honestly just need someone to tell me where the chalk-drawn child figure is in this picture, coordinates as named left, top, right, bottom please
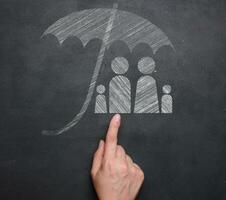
left=109, top=57, right=131, bottom=113
left=161, top=85, right=173, bottom=113
left=95, top=85, right=107, bottom=113
left=134, top=57, right=160, bottom=113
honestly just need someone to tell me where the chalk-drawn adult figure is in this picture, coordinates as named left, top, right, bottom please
left=109, top=57, right=131, bottom=113
left=95, top=85, right=107, bottom=113
left=161, top=85, right=173, bottom=113
left=134, top=57, right=160, bottom=113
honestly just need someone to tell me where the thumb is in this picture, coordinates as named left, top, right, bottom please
left=91, top=140, right=105, bottom=177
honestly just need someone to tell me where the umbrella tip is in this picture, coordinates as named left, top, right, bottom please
left=113, top=3, right=118, bottom=9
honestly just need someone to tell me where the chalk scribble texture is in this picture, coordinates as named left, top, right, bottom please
left=134, top=57, right=159, bottom=113
left=44, top=8, right=173, bottom=52
left=95, top=85, right=107, bottom=113
left=161, top=85, right=173, bottom=113
left=42, top=5, right=173, bottom=135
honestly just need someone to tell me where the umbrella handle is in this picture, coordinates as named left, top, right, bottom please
left=42, top=3, right=118, bottom=136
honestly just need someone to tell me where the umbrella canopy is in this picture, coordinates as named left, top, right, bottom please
left=42, top=4, right=174, bottom=135
left=44, top=7, right=173, bottom=53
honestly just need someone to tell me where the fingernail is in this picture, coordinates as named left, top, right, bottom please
left=114, top=114, right=121, bottom=125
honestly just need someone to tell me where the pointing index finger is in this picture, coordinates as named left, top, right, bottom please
left=104, top=114, right=121, bottom=158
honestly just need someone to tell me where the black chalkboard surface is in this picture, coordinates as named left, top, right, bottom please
left=0, top=0, right=225, bottom=200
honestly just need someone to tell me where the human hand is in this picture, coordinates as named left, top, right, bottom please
left=91, top=114, right=144, bottom=200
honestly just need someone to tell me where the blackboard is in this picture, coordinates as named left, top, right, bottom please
left=0, top=0, right=225, bottom=199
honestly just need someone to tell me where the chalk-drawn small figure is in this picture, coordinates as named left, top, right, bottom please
left=109, top=57, right=131, bottom=113
left=95, top=85, right=107, bottom=113
left=134, top=57, right=160, bottom=113
left=161, top=85, right=173, bottom=113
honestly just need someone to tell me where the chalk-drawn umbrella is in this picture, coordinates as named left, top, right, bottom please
left=42, top=3, right=174, bottom=135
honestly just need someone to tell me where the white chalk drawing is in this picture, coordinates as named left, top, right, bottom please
left=95, top=85, right=107, bottom=113
left=134, top=57, right=159, bottom=113
left=109, top=57, right=131, bottom=113
left=41, top=3, right=174, bottom=135
left=161, top=85, right=173, bottom=113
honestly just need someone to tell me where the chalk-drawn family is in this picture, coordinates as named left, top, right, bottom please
left=95, top=57, right=173, bottom=114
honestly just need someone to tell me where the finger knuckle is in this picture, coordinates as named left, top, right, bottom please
left=107, top=133, right=115, bottom=143
left=127, top=155, right=132, bottom=160
left=139, top=170, right=145, bottom=180
left=130, top=167, right=137, bottom=175
left=103, top=159, right=114, bottom=170
left=118, top=146, right=126, bottom=155
left=128, top=157, right=133, bottom=164
left=119, top=163, right=129, bottom=174
left=117, top=145, right=123, bottom=151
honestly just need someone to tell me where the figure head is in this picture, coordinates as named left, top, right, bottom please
left=111, top=57, right=129, bottom=75
left=138, top=57, right=156, bottom=74
left=96, top=85, right=106, bottom=94
left=162, top=85, right=172, bottom=94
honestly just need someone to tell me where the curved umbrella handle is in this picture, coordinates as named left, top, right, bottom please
left=42, top=3, right=118, bottom=136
